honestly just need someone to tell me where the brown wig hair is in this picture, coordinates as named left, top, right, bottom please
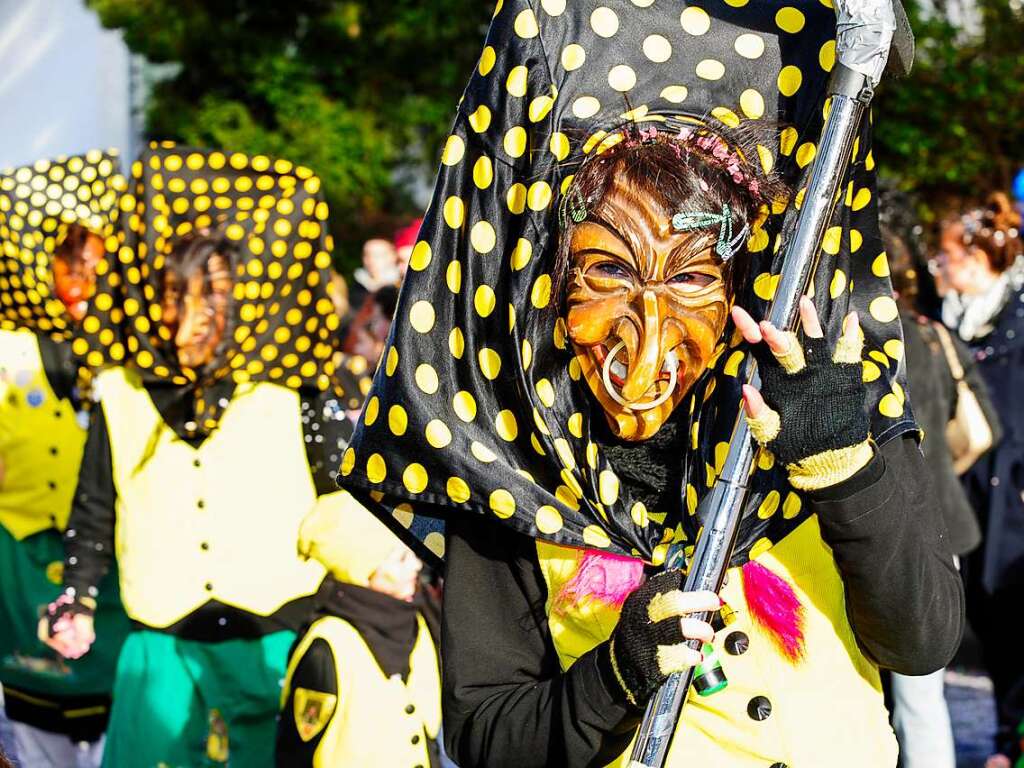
left=552, top=120, right=788, bottom=308
left=53, top=223, right=93, bottom=264
left=163, top=226, right=237, bottom=283
left=159, top=226, right=239, bottom=362
left=948, top=192, right=1023, bottom=275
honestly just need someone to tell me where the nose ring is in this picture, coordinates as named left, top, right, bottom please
left=600, top=340, right=678, bottom=412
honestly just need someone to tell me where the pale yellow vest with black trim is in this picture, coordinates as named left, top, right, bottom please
left=0, top=329, right=86, bottom=539
left=282, top=614, right=441, bottom=768
left=96, top=367, right=326, bottom=628
left=537, top=515, right=899, bottom=768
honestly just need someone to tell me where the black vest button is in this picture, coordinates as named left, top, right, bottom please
left=747, top=695, right=772, bottom=721
left=205, top=582, right=213, bottom=591
left=411, top=734, right=420, bottom=745
left=405, top=704, right=415, bottom=714
left=725, top=631, right=749, bottom=655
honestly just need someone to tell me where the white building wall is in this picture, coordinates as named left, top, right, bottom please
left=0, top=0, right=136, bottom=171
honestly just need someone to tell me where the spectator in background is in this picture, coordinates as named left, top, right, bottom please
left=938, top=193, right=1024, bottom=768
left=348, top=238, right=400, bottom=313
left=393, top=218, right=423, bottom=280
left=883, top=219, right=1000, bottom=768
left=342, top=237, right=403, bottom=368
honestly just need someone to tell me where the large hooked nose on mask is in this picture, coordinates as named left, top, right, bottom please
left=602, top=289, right=679, bottom=411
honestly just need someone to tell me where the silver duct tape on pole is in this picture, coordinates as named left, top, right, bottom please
left=835, top=0, right=897, bottom=87
left=627, top=2, right=899, bottom=766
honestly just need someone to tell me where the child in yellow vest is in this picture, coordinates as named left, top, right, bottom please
left=276, top=492, right=441, bottom=768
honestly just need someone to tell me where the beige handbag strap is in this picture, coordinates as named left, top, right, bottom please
left=932, top=322, right=966, bottom=382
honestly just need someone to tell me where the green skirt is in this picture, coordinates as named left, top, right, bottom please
left=0, top=525, right=129, bottom=698
left=102, top=629, right=294, bottom=768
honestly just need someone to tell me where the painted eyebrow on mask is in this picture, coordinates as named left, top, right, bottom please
left=577, top=214, right=632, bottom=250
left=664, top=233, right=719, bottom=276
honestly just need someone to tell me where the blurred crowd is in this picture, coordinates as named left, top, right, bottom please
left=0, top=141, right=1023, bottom=768
left=881, top=189, right=1024, bottom=768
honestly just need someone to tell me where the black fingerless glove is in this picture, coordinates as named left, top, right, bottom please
left=749, top=331, right=872, bottom=490
left=605, top=570, right=705, bottom=708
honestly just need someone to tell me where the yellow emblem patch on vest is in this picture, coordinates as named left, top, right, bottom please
left=45, top=560, right=64, bottom=585
left=206, top=708, right=229, bottom=763
left=293, top=687, right=338, bottom=742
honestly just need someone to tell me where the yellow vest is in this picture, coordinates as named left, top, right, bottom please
left=282, top=614, right=441, bottom=768
left=0, top=329, right=86, bottom=539
left=537, top=515, right=899, bottom=768
left=97, top=367, right=327, bottom=627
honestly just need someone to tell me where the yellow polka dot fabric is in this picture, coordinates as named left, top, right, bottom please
left=340, top=0, right=915, bottom=567
left=0, top=150, right=126, bottom=338
left=72, top=143, right=353, bottom=436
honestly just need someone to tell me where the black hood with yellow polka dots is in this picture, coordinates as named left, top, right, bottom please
left=0, top=150, right=126, bottom=339
left=340, top=0, right=915, bottom=566
left=72, top=143, right=354, bottom=439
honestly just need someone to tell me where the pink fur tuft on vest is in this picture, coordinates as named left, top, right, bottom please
left=741, top=560, right=806, bottom=661
left=555, top=549, right=646, bottom=611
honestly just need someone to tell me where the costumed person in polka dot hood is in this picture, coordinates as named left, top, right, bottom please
left=340, top=2, right=965, bottom=766
left=0, top=150, right=131, bottom=768
left=39, top=144, right=361, bottom=768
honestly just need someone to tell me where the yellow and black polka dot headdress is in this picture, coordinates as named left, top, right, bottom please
left=73, top=143, right=349, bottom=437
left=0, top=150, right=125, bottom=338
left=341, top=0, right=915, bottom=565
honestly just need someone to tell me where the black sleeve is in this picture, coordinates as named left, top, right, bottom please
left=301, top=390, right=355, bottom=496
left=63, top=404, right=117, bottom=600
left=808, top=434, right=965, bottom=674
left=275, top=637, right=338, bottom=767
left=36, top=335, right=78, bottom=403
left=442, top=517, right=640, bottom=768
left=954, top=333, right=1004, bottom=447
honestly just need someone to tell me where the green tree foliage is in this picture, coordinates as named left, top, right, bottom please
left=874, top=0, right=1024, bottom=217
left=88, top=0, right=492, bottom=269
left=89, top=0, right=1023, bottom=255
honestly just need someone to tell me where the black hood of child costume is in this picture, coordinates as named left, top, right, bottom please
left=341, top=0, right=916, bottom=567
left=73, top=143, right=361, bottom=440
left=0, top=150, right=125, bottom=339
